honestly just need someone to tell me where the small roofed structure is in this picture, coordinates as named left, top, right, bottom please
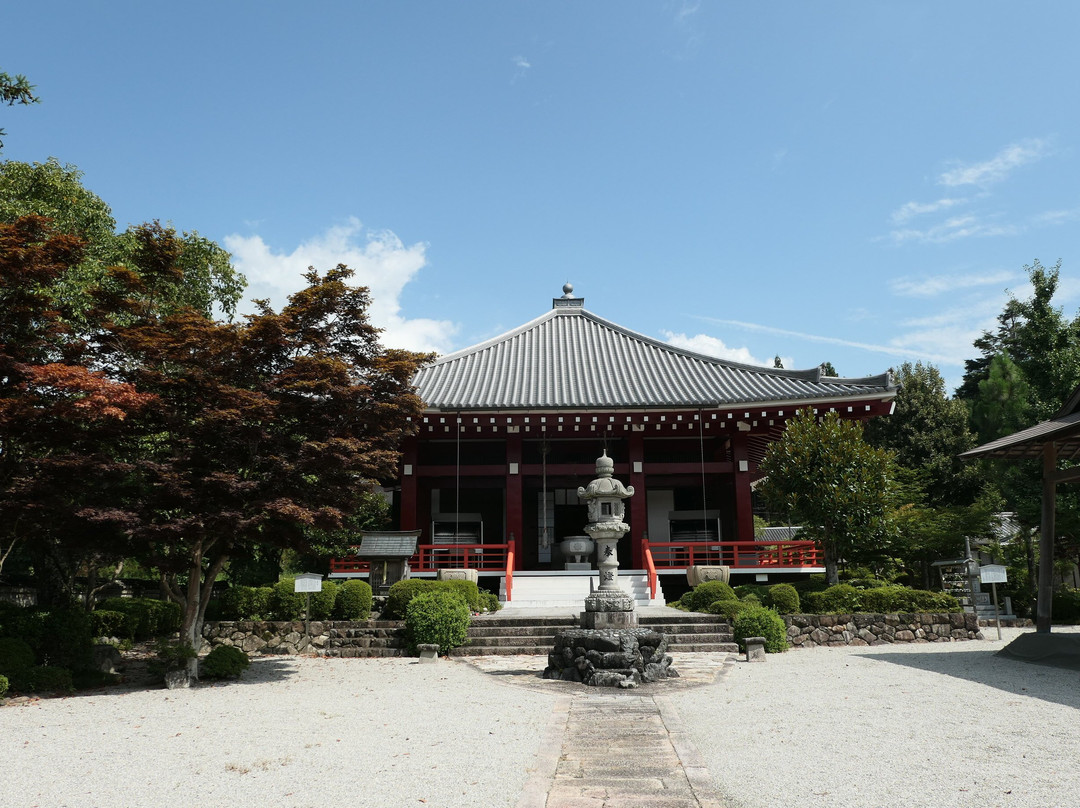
left=340, top=530, right=421, bottom=595
left=960, top=385, right=1080, bottom=634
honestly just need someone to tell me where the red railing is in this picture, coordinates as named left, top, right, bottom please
left=504, top=542, right=515, bottom=602
left=643, top=541, right=658, bottom=601
left=330, top=542, right=511, bottom=576
left=644, top=540, right=823, bottom=570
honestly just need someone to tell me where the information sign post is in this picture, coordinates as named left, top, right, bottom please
left=979, top=565, right=1008, bottom=640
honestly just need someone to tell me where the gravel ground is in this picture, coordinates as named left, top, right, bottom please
left=0, top=656, right=557, bottom=808
left=672, top=626, right=1080, bottom=808
left=4, top=627, right=1079, bottom=808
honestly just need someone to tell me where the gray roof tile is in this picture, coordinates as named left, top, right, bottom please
left=414, top=304, right=895, bottom=411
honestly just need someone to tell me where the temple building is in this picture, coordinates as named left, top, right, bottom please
left=332, top=285, right=897, bottom=602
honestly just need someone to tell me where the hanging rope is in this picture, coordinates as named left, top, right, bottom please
left=540, top=437, right=550, bottom=549
left=698, top=409, right=710, bottom=540
left=455, top=413, right=461, bottom=542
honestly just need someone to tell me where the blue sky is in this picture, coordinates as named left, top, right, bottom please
left=5, top=2, right=1079, bottom=393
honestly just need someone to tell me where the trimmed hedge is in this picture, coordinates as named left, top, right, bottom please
left=268, top=579, right=307, bottom=620
left=802, top=584, right=862, bottom=614
left=801, top=584, right=960, bottom=614
left=89, top=610, right=131, bottom=639
left=217, top=586, right=274, bottom=620
left=681, top=580, right=738, bottom=612
left=333, top=580, right=373, bottom=620
left=97, top=598, right=182, bottom=640
left=384, top=579, right=482, bottom=619
left=705, top=599, right=757, bottom=620
left=405, top=590, right=471, bottom=654
left=732, top=606, right=789, bottom=653
left=308, top=580, right=339, bottom=621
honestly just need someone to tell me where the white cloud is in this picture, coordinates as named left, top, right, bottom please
left=890, top=197, right=966, bottom=225
left=225, top=218, right=457, bottom=354
left=512, top=55, right=531, bottom=70
left=661, top=331, right=773, bottom=367
left=938, top=139, right=1049, bottom=187
left=889, top=269, right=1015, bottom=298
left=1032, top=207, right=1080, bottom=227
left=700, top=317, right=957, bottom=366
left=889, top=214, right=1019, bottom=244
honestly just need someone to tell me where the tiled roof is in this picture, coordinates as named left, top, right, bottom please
left=413, top=301, right=895, bottom=411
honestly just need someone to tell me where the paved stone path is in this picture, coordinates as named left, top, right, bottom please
left=461, top=652, right=735, bottom=807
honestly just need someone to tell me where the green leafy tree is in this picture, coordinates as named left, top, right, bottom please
left=0, top=160, right=245, bottom=319
left=759, top=408, right=896, bottom=585
left=864, top=362, right=983, bottom=508
left=820, top=361, right=838, bottom=377
left=0, top=71, right=39, bottom=151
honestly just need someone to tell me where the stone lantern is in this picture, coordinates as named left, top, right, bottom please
left=578, top=451, right=636, bottom=628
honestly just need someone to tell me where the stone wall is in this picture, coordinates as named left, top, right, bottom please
left=202, top=620, right=407, bottom=657
left=785, top=612, right=982, bottom=648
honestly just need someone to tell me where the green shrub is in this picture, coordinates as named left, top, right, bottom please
left=148, top=641, right=197, bottom=679
left=767, top=583, right=801, bottom=614
left=732, top=606, right=789, bottom=653
left=792, top=575, right=829, bottom=595
left=201, top=645, right=250, bottom=679
left=405, top=590, right=471, bottom=654
left=705, top=599, right=757, bottom=620
left=385, top=579, right=482, bottom=619
left=479, top=591, right=502, bottom=612
left=803, top=584, right=862, bottom=614
left=682, top=581, right=737, bottom=612
left=23, top=665, right=74, bottom=694
left=0, top=637, right=35, bottom=678
left=333, top=580, right=373, bottom=620
left=740, top=593, right=761, bottom=606
left=385, top=579, right=437, bottom=619
left=1053, top=588, right=1080, bottom=623
left=98, top=598, right=182, bottom=639
left=268, top=579, right=306, bottom=620
left=217, top=586, right=273, bottom=620
left=845, top=577, right=891, bottom=591
left=89, top=610, right=131, bottom=638
left=309, top=580, right=339, bottom=621
left=35, top=607, right=94, bottom=672
left=734, top=584, right=770, bottom=602
left=0, top=674, right=7, bottom=698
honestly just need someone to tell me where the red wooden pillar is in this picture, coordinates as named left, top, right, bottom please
left=731, top=430, right=754, bottom=541
left=399, top=437, right=418, bottom=531
left=506, top=431, right=523, bottom=570
left=629, top=431, right=646, bottom=568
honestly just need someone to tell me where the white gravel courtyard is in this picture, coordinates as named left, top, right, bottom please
left=2, top=627, right=1078, bottom=808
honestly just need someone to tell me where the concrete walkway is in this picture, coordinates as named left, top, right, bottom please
left=463, top=651, right=735, bottom=808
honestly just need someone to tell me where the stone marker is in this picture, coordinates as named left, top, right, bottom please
left=417, top=643, right=439, bottom=664
left=744, top=636, right=767, bottom=662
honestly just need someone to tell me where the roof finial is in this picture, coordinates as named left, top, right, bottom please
left=562, top=282, right=574, bottom=298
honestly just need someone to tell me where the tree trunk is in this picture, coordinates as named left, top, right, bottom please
left=823, top=535, right=840, bottom=586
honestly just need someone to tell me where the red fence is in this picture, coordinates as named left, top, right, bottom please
left=643, top=539, right=823, bottom=570
left=330, top=543, right=511, bottom=575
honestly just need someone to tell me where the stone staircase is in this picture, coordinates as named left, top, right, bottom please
left=447, top=610, right=738, bottom=657
left=498, top=571, right=665, bottom=608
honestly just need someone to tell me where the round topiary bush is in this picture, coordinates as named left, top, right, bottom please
left=405, top=590, right=471, bottom=654
left=218, top=586, right=274, bottom=620
left=803, top=583, right=862, bottom=614
left=732, top=606, right=789, bottom=653
left=385, top=579, right=437, bottom=619
left=705, top=599, right=756, bottom=620
left=683, top=580, right=737, bottom=612
left=268, top=579, right=306, bottom=620
left=201, top=645, right=250, bottom=679
left=334, top=580, right=373, bottom=620
left=767, top=583, right=800, bottom=614
left=479, top=591, right=502, bottom=612
left=308, top=580, right=339, bottom=621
